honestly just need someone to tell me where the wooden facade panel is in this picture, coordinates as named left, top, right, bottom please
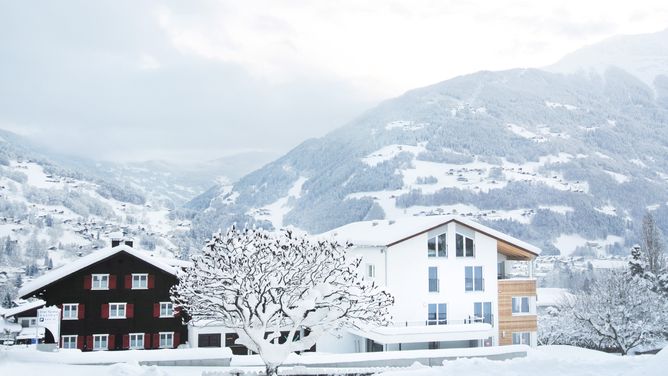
left=498, top=279, right=537, bottom=346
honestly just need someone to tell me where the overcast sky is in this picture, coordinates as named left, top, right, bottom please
left=1, top=0, right=667, bottom=163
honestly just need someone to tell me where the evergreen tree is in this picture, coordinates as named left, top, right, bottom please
left=1, top=292, right=12, bottom=308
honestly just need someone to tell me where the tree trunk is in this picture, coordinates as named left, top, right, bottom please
left=266, top=365, right=278, bottom=376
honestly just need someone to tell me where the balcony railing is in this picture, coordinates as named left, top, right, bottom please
left=464, top=278, right=484, bottom=292
left=387, top=314, right=494, bottom=328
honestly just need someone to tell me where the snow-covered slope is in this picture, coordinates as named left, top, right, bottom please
left=189, top=66, right=668, bottom=257
left=547, top=28, right=668, bottom=88
left=0, top=131, right=195, bottom=297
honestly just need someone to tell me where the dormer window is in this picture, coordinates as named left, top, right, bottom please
left=92, top=274, right=109, bottom=290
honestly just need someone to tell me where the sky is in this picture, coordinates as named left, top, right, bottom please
left=1, top=0, right=668, bottom=163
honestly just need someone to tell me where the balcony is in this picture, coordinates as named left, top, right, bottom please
left=390, top=314, right=494, bottom=328
left=497, top=259, right=534, bottom=280
left=353, top=316, right=496, bottom=344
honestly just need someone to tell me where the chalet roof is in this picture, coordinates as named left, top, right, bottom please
left=18, top=245, right=178, bottom=298
left=322, top=215, right=541, bottom=256
left=0, top=299, right=46, bottom=317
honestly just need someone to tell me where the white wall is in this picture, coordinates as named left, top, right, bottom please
left=353, top=222, right=500, bottom=344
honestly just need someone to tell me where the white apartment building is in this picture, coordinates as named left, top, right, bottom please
left=315, top=215, right=541, bottom=353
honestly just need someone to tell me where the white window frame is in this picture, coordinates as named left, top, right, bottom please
left=366, top=264, right=376, bottom=278
left=512, top=331, right=531, bottom=345
left=159, top=332, right=173, bottom=349
left=428, top=266, right=439, bottom=292
left=159, top=302, right=173, bottom=318
left=109, top=302, right=127, bottom=319
left=512, top=296, right=533, bottom=315
left=93, top=334, right=108, bottom=351
left=132, top=273, right=148, bottom=290
left=427, top=303, right=448, bottom=325
left=92, top=274, right=109, bottom=290
left=62, top=303, right=78, bottom=320
left=428, top=233, right=447, bottom=258
left=465, top=266, right=484, bottom=292
left=455, top=233, right=475, bottom=257
left=129, top=333, right=144, bottom=350
left=62, top=335, right=77, bottom=349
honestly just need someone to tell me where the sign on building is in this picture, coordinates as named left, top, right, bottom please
left=37, top=306, right=61, bottom=346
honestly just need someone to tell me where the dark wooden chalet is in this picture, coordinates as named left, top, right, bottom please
left=18, top=243, right=187, bottom=351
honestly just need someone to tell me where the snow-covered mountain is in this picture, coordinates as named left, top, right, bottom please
left=0, top=130, right=202, bottom=298
left=547, top=28, right=668, bottom=88
left=188, top=64, right=668, bottom=257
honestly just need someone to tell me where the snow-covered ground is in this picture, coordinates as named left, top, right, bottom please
left=0, top=346, right=665, bottom=376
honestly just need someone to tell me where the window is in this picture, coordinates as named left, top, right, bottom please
left=366, top=264, right=375, bottom=278
left=465, top=266, right=484, bottom=291
left=427, top=303, right=447, bottom=325
left=132, top=274, right=148, bottom=289
left=62, top=304, right=78, bottom=320
left=455, top=234, right=475, bottom=257
left=129, top=333, right=144, bottom=350
left=92, top=274, right=109, bottom=290
left=93, top=334, right=108, bottom=351
left=474, top=302, right=493, bottom=324
left=512, top=332, right=531, bottom=345
left=160, top=302, right=173, bottom=318
left=159, top=332, right=173, bottom=348
left=428, top=267, right=439, bottom=292
left=512, top=297, right=531, bottom=314
left=428, top=233, right=447, bottom=257
left=109, top=303, right=127, bottom=319
left=19, top=318, right=36, bottom=328
left=62, top=335, right=77, bottom=349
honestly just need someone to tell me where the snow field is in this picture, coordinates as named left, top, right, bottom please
left=0, top=346, right=665, bottom=376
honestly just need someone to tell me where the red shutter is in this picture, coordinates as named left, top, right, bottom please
left=173, top=332, right=180, bottom=349
left=101, top=304, right=109, bottom=319
left=78, top=304, right=85, bottom=320
left=174, top=306, right=182, bottom=317
left=125, top=275, right=132, bottom=289
left=126, top=303, right=134, bottom=318
left=86, top=336, right=93, bottom=351
left=109, top=275, right=117, bottom=289
left=83, top=275, right=91, bottom=289
left=144, top=333, right=151, bottom=349
left=77, top=336, right=84, bottom=350
left=153, top=303, right=160, bottom=318
left=108, top=335, right=115, bottom=350
left=148, top=275, right=155, bottom=289
left=122, top=335, right=129, bottom=349
left=152, top=333, right=160, bottom=349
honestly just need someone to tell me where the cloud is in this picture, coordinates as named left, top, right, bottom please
left=1, top=0, right=667, bottom=162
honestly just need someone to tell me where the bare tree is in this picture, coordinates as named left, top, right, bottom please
left=640, top=213, right=666, bottom=276
left=570, top=271, right=666, bottom=355
left=172, top=227, right=394, bottom=376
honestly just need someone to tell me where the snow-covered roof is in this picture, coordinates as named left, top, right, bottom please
left=1, top=299, right=45, bottom=317
left=322, top=215, right=541, bottom=255
left=536, top=288, right=575, bottom=307
left=18, top=245, right=178, bottom=298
